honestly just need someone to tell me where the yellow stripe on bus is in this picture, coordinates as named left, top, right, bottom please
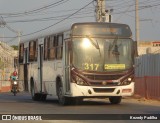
left=105, top=64, right=125, bottom=69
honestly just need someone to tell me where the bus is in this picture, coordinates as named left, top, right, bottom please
left=18, top=22, right=135, bottom=105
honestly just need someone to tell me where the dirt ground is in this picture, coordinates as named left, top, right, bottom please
left=123, top=95, right=160, bottom=106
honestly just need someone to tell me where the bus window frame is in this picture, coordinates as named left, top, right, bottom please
left=19, top=43, right=24, bottom=63
left=29, top=40, right=37, bottom=62
left=56, top=34, right=63, bottom=60
left=44, top=37, right=48, bottom=60
left=47, top=35, right=56, bottom=60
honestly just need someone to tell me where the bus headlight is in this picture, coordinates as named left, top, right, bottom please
left=72, top=75, right=88, bottom=86
left=128, top=78, right=132, bottom=81
left=121, top=77, right=133, bottom=85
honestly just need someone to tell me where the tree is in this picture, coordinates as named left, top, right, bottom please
left=11, top=45, right=18, bottom=50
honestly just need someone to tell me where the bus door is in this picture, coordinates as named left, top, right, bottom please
left=24, top=48, right=28, bottom=91
left=38, top=44, right=43, bottom=93
left=64, top=40, right=71, bottom=93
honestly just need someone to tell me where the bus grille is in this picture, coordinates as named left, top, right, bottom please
left=84, top=74, right=123, bottom=80
left=93, top=88, right=115, bottom=93
left=89, top=82, right=119, bottom=86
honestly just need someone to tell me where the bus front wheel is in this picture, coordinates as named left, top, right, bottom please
left=31, top=82, right=40, bottom=101
left=57, top=86, right=70, bottom=105
left=109, top=96, right=122, bottom=104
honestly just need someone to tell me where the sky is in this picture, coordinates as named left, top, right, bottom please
left=0, top=0, right=160, bottom=45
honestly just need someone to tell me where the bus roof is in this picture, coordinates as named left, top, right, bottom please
left=72, top=22, right=130, bottom=28
left=71, top=22, right=132, bottom=38
left=20, top=22, right=132, bottom=44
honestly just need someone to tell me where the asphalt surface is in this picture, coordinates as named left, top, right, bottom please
left=0, top=92, right=159, bottom=123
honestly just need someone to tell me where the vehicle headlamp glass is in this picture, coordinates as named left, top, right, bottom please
left=127, top=78, right=132, bottom=81
left=76, top=76, right=85, bottom=85
left=72, top=75, right=88, bottom=86
left=13, top=81, right=18, bottom=85
left=120, top=77, right=133, bottom=85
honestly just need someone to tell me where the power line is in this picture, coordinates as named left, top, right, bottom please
left=0, top=0, right=70, bottom=17
left=114, top=5, right=132, bottom=22
left=7, top=14, right=94, bottom=23
left=0, top=0, right=94, bottom=39
left=106, top=0, right=132, bottom=8
left=1, top=0, right=160, bottom=39
left=5, top=37, right=17, bottom=43
left=107, top=0, right=160, bottom=12
left=112, top=2, right=160, bottom=15
left=21, top=0, right=94, bottom=37
left=5, top=11, right=94, bottom=23
left=3, top=7, right=94, bottom=19
left=25, top=0, right=70, bottom=14
left=5, top=25, right=18, bottom=33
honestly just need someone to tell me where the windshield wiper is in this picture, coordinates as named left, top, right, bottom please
left=108, top=35, right=120, bottom=63
left=86, top=35, right=101, bottom=57
left=113, top=45, right=120, bottom=63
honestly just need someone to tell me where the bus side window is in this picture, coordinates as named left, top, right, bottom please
left=34, top=40, right=38, bottom=61
left=47, top=37, right=50, bottom=60
left=56, top=34, right=63, bottom=59
left=29, top=41, right=37, bottom=62
left=44, top=37, right=48, bottom=60
left=48, top=35, right=56, bottom=60
left=19, top=43, right=24, bottom=63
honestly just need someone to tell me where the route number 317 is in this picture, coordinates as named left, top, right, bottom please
left=83, top=63, right=99, bottom=70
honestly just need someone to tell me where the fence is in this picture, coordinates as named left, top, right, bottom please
left=135, top=76, right=160, bottom=100
left=0, top=69, right=13, bottom=92
left=0, top=80, right=11, bottom=92
left=134, top=54, right=160, bottom=100
left=135, top=54, right=160, bottom=77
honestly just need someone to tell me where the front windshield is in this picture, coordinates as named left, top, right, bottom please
left=72, top=37, right=133, bottom=72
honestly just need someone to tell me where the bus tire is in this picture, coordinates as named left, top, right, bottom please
left=109, top=96, right=122, bottom=104
left=57, top=86, right=70, bottom=105
left=40, top=94, right=47, bottom=101
left=30, top=80, right=40, bottom=101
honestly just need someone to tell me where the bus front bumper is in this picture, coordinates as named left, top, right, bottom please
left=69, top=82, right=134, bottom=97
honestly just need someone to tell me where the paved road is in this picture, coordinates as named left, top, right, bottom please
left=0, top=92, right=159, bottom=123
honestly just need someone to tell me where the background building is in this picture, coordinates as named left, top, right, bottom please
left=138, top=41, right=160, bottom=55
left=0, top=41, right=18, bottom=92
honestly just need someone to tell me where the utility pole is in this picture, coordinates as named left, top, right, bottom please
left=135, top=0, right=140, bottom=42
left=96, top=0, right=106, bottom=22
left=17, top=31, right=21, bottom=45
